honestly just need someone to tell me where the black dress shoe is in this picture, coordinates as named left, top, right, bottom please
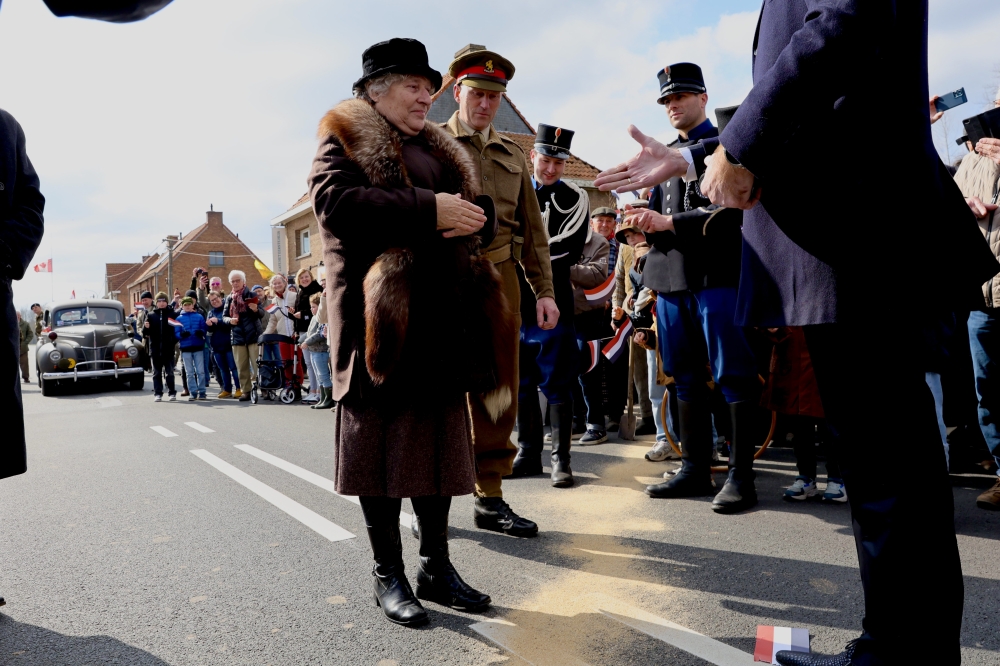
left=508, top=453, right=543, bottom=478
left=645, top=463, right=715, bottom=498
left=416, top=558, right=491, bottom=611
left=711, top=470, right=758, bottom=514
left=775, top=639, right=860, bottom=666
left=474, top=497, right=538, bottom=537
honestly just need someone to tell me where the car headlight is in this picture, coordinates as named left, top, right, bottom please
left=126, top=345, right=139, bottom=358
left=49, top=350, right=62, bottom=362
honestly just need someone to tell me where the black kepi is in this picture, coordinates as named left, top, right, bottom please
left=534, top=124, right=574, bottom=160
left=353, top=38, right=442, bottom=95
left=656, top=62, right=707, bottom=103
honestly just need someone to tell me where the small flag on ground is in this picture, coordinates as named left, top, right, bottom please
left=755, top=626, right=810, bottom=664
left=602, top=318, right=633, bottom=363
left=265, top=303, right=280, bottom=314
left=167, top=318, right=183, bottom=327
left=584, top=274, right=615, bottom=304
left=33, top=259, right=52, bottom=273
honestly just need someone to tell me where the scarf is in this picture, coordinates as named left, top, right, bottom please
left=230, top=286, right=247, bottom=317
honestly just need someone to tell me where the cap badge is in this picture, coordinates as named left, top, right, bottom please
left=663, top=65, right=671, bottom=77
left=484, top=60, right=494, bottom=74
left=554, top=128, right=562, bottom=140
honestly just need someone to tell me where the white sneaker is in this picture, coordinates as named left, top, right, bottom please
left=823, top=480, right=848, bottom=503
left=154, top=394, right=162, bottom=402
left=168, top=394, right=177, bottom=402
left=645, top=440, right=680, bottom=462
left=784, top=476, right=819, bottom=501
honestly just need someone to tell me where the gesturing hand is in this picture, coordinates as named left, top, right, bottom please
left=626, top=206, right=674, bottom=234
left=536, top=297, right=559, bottom=330
left=436, top=193, right=486, bottom=238
left=594, top=125, right=690, bottom=193
left=967, top=196, right=999, bottom=220
left=701, top=145, right=760, bottom=210
left=976, top=138, right=1000, bottom=166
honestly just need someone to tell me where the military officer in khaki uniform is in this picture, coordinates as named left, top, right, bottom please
left=445, top=45, right=556, bottom=537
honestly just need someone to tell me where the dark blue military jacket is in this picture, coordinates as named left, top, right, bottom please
left=694, top=0, right=999, bottom=326
left=646, top=119, right=742, bottom=295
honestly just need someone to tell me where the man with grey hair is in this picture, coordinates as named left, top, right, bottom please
left=222, top=269, right=262, bottom=401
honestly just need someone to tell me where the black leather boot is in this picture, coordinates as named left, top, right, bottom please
left=550, top=401, right=574, bottom=488
left=510, top=392, right=544, bottom=477
left=412, top=496, right=491, bottom=612
left=646, top=398, right=715, bottom=498
left=712, top=401, right=759, bottom=514
left=360, top=497, right=428, bottom=627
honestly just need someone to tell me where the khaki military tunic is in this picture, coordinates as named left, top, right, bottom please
left=445, top=111, right=554, bottom=496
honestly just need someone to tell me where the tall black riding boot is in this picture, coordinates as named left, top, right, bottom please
left=550, top=400, right=575, bottom=488
left=359, top=496, right=428, bottom=627
left=510, top=391, right=544, bottom=477
left=712, top=401, right=759, bottom=513
left=412, top=496, right=491, bottom=612
left=646, top=398, right=715, bottom=498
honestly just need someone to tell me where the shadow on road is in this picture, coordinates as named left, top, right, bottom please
left=0, top=614, right=169, bottom=665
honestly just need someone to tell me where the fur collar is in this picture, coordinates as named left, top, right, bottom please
left=318, top=99, right=479, bottom=202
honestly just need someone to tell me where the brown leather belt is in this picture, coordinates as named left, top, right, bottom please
left=484, top=244, right=512, bottom=265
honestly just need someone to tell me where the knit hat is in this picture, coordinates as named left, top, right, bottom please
left=180, top=296, right=195, bottom=306
left=140, top=291, right=153, bottom=300
left=155, top=292, right=168, bottom=302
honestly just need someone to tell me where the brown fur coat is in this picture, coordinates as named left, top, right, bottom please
left=317, top=99, right=516, bottom=419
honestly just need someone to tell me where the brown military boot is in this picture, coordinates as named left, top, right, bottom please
left=976, top=477, right=1000, bottom=511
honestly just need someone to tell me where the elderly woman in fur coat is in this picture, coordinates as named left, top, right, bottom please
left=308, top=38, right=516, bottom=628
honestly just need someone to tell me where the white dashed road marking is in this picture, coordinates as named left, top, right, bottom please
left=150, top=426, right=178, bottom=438
left=185, top=422, right=215, bottom=433
left=234, top=444, right=414, bottom=528
left=190, top=449, right=355, bottom=543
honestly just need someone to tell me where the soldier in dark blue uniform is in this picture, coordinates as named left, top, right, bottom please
left=636, top=64, right=760, bottom=513
left=510, top=125, right=589, bottom=488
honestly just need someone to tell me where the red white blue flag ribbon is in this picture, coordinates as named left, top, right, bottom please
left=754, top=626, right=810, bottom=664
left=167, top=318, right=183, bottom=327
left=265, top=303, right=280, bottom=314
left=602, top=318, right=633, bottom=363
left=584, top=274, right=615, bottom=304
left=584, top=339, right=601, bottom=373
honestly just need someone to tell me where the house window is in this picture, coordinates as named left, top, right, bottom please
left=209, top=251, right=224, bottom=266
left=298, top=229, right=311, bottom=257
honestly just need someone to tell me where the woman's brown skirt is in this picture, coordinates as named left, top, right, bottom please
left=333, top=390, right=476, bottom=498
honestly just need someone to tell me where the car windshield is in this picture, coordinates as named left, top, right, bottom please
left=53, top=306, right=122, bottom=327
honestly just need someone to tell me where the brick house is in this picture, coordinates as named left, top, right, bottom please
left=271, top=75, right=614, bottom=277
left=106, top=209, right=270, bottom=309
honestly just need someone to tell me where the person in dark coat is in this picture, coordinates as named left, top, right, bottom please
left=308, top=38, right=516, bottom=628
left=0, top=109, right=44, bottom=488
left=143, top=292, right=179, bottom=401
left=222, top=270, right=262, bottom=402
left=206, top=290, right=239, bottom=398
left=597, top=2, right=1000, bottom=664
left=510, top=124, right=589, bottom=487
left=291, top=268, right=323, bottom=402
left=635, top=63, right=760, bottom=513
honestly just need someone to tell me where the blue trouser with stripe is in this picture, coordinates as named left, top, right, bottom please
left=655, top=287, right=757, bottom=403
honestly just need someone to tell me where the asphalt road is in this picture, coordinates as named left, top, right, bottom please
left=1, top=372, right=998, bottom=666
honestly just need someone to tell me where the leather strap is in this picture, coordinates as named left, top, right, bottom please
left=484, top=244, right=512, bottom=265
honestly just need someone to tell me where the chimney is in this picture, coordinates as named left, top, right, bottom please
left=206, top=208, right=223, bottom=228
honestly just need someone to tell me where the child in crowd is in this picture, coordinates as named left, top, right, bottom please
left=175, top=296, right=208, bottom=401
left=299, top=292, right=334, bottom=410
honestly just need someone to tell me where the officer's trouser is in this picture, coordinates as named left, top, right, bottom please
left=19, top=350, right=29, bottom=382
left=470, top=258, right=520, bottom=497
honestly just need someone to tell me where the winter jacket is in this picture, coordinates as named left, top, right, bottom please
left=570, top=230, right=610, bottom=315
left=206, top=304, right=234, bottom=352
left=293, top=280, right=323, bottom=334
left=953, top=151, right=1000, bottom=308
left=144, top=306, right=180, bottom=359
left=263, top=290, right=298, bottom=338
left=174, top=311, right=207, bottom=351
left=301, top=314, right=329, bottom=353
left=222, top=287, right=263, bottom=346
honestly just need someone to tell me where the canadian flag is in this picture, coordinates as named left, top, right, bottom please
left=33, top=259, right=52, bottom=273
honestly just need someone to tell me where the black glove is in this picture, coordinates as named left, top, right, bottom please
left=195, top=330, right=206, bottom=339
left=180, top=330, right=191, bottom=338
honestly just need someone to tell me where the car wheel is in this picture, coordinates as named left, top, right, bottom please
left=40, top=377, right=56, bottom=397
left=127, top=374, right=144, bottom=390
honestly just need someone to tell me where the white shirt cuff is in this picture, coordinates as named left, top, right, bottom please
left=678, top=147, right=697, bottom=182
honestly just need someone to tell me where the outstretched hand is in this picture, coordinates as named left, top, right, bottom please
left=594, top=125, right=690, bottom=193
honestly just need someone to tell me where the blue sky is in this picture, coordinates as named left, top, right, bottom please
left=1, top=0, right=997, bottom=307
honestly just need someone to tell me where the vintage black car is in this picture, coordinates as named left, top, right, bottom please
left=36, top=299, right=148, bottom=396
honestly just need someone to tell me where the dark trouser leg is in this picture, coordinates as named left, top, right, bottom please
left=512, top=333, right=544, bottom=478
left=791, top=416, right=819, bottom=479
left=817, top=421, right=842, bottom=480
left=530, top=322, right=577, bottom=488
left=968, top=310, right=1000, bottom=469
left=19, top=351, right=28, bottom=382
left=152, top=356, right=164, bottom=395
left=358, top=496, right=427, bottom=627
left=411, top=496, right=490, bottom=611
left=804, top=324, right=962, bottom=665
left=711, top=400, right=759, bottom=513
left=646, top=397, right=715, bottom=497
left=580, top=358, right=605, bottom=428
